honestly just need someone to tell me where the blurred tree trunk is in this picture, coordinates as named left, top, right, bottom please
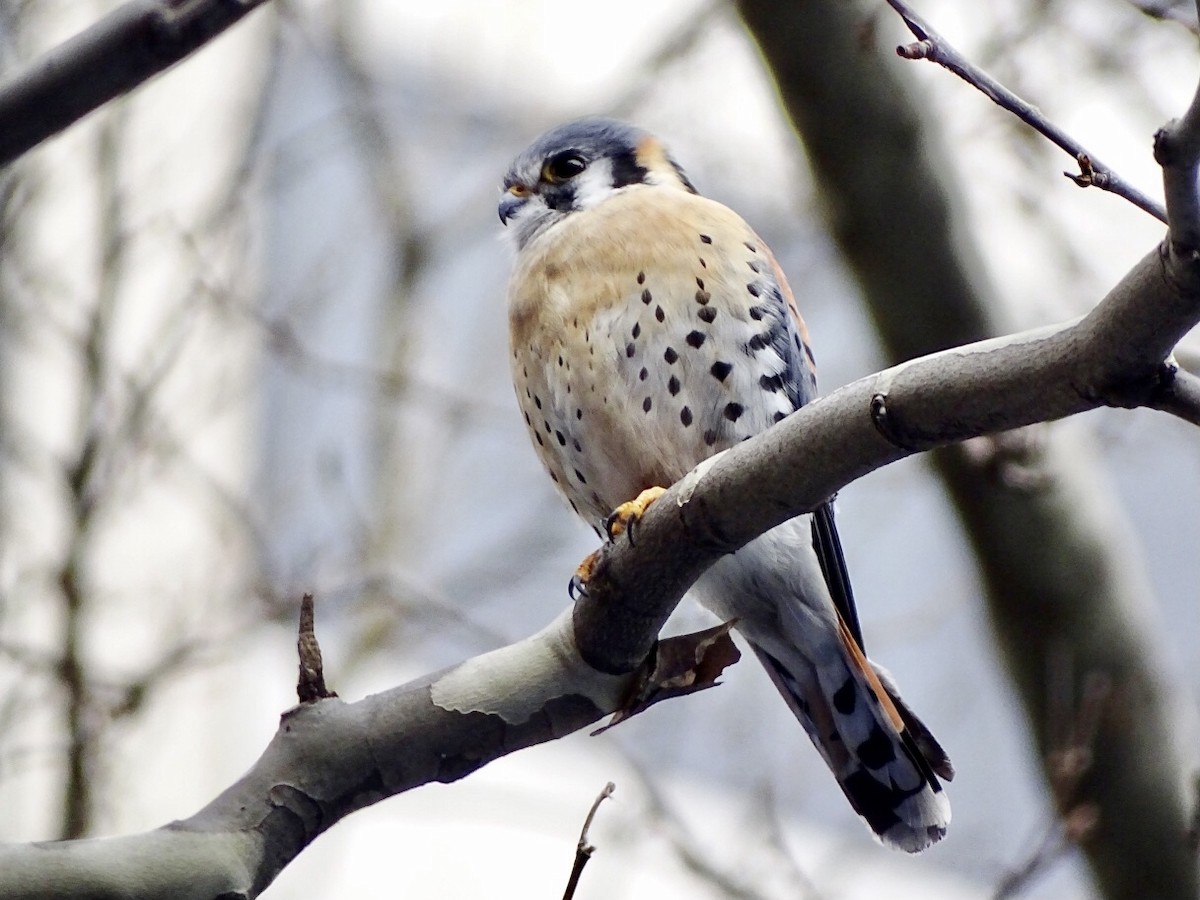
left=735, top=0, right=1198, bottom=897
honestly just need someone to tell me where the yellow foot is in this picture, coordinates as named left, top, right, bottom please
left=569, top=550, right=601, bottom=600
left=603, top=486, right=668, bottom=544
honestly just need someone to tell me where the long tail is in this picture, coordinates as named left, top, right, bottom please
left=750, top=621, right=953, bottom=853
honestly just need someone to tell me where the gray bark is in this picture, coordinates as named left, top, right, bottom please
left=734, top=0, right=1200, bottom=896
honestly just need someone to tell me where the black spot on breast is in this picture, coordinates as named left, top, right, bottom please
left=686, top=331, right=706, bottom=349
left=535, top=433, right=544, bottom=446
left=698, top=257, right=707, bottom=268
left=680, top=406, right=693, bottom=426
left=747, top=259, right=763, bottom=274
left=637, top=271, right=646, bottom=285
left=773, top=411, right=788, bottom=423
left=695, top=289, right=711, bottom=305
left=833, top=679, right=857, bottom=715
left=697, top=306, right=717, bottom=324
left=575, top=469, right=588, bottom=484
left=555, top=431, right=566, bottom=446
left=747, top=333, right=769, bottom=352
left=576, top=408, right=583, bottom=420
left=710, top=361, right=732, bottom=382
left=748, top=306, right=766, bottom=321
left=625, top=342, right=636, bottom=358
left=641, top=288, right=652, bottom=305
left=557, top=356, right=563, bottom=367
left=724, top=403, right=744, bottom=421
left=746, top=282, right=761, bottom=297
left=664, top=347, right=679, bottom=364
left=523, top=411, right=531, bottom=425
left=639, top=367, right=648, bottom=381
left=857, top=725, right=897, bottom=770
left=700, top=234, right=713, bottom=244
left=696, top=277, right=705, bottom=289
left=549, top=471, right=559, bottom=483
left=668, top=375, right=680, bottom=395
left=544, top=420, right=551, bottom=433
left=573, top=439, right=582, bottom=452
left=760, top=373, right=785, bottom=392
left=655, top=305, right=665, bottom=322
left=703, top=429, right=718, bottom=446
left=534, top=395, right=542, bottom=409
left=744, top=241, right=758, bottom=253
left=569, top=499, right=579, bottom=513
left=643, top=396, right=652, bottom=413
left=632, top=322, right=641, bottom=339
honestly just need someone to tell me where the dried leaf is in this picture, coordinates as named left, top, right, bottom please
left=591, top=621, right=740, bottom=735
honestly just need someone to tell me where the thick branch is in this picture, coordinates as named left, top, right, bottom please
left=735, top=2, right=1200, bottom=897
left=0, top=0, right=272, bottom=167
left=576, top=244, right=1197, bottom=672
left=0, top=237, right=1195, bottom=894
left=0, top=611, right=632, bottom=899
left=1154, top=16, right=1200, bottom=251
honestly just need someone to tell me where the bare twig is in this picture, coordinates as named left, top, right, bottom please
left=885, top=0, right=1168, bottom=222
left=0, top=0, right=273, bottom=166
left=561, top=782, right=616, bottom=900
left=296, top=593, right=335, bottom=703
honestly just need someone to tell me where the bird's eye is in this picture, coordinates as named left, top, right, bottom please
left=543, top=152, right=587, bottom=182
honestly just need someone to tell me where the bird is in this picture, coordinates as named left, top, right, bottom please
left=498, top=117, right=952, bottom=852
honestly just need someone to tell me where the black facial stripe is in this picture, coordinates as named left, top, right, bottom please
left=610, top=149, right=649, bottom=188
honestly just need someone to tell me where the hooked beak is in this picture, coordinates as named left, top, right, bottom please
left=498, top=186, right=529, bottom=225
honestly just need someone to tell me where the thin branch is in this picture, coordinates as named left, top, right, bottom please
left=561, top=782, right=615, bottom=900
left=296, top=593, right=335, bottom=703
left=1147, top=361, right=1200, bottom=424
left=885, top=0, right=1168, bottom=222
left=0, top=0, right=273, bottom=167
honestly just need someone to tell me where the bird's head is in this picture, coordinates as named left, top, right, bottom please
left=498, top=117, right=697, bottom=250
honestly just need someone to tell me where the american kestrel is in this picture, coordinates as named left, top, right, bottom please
left=498, top=118, right=952, bottom=851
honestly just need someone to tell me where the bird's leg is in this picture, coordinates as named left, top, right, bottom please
left=603, top=486, right=668, bottom=545
left=569, top=487, right=668, bottom=601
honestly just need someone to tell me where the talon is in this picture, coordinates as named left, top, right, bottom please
left=568, top=574, right=588, bottom=601
left=570, top=550, right=600, bottom=601
left=604, top=486, right=668, bottom=545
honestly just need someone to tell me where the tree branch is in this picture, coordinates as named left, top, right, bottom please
left=734, top=2, right=1200, bottom=896
left=1154, top=13, right=1200, bottom=251
left=885, top=0, right=1168, bottom=222
left=574, top=244, right=1198, bottom=673
left=0, top=0, right=272, bottom=167
left=1148, top=362, right=1200, bottom=424
left=0, top=232, right=1195, bottom=894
